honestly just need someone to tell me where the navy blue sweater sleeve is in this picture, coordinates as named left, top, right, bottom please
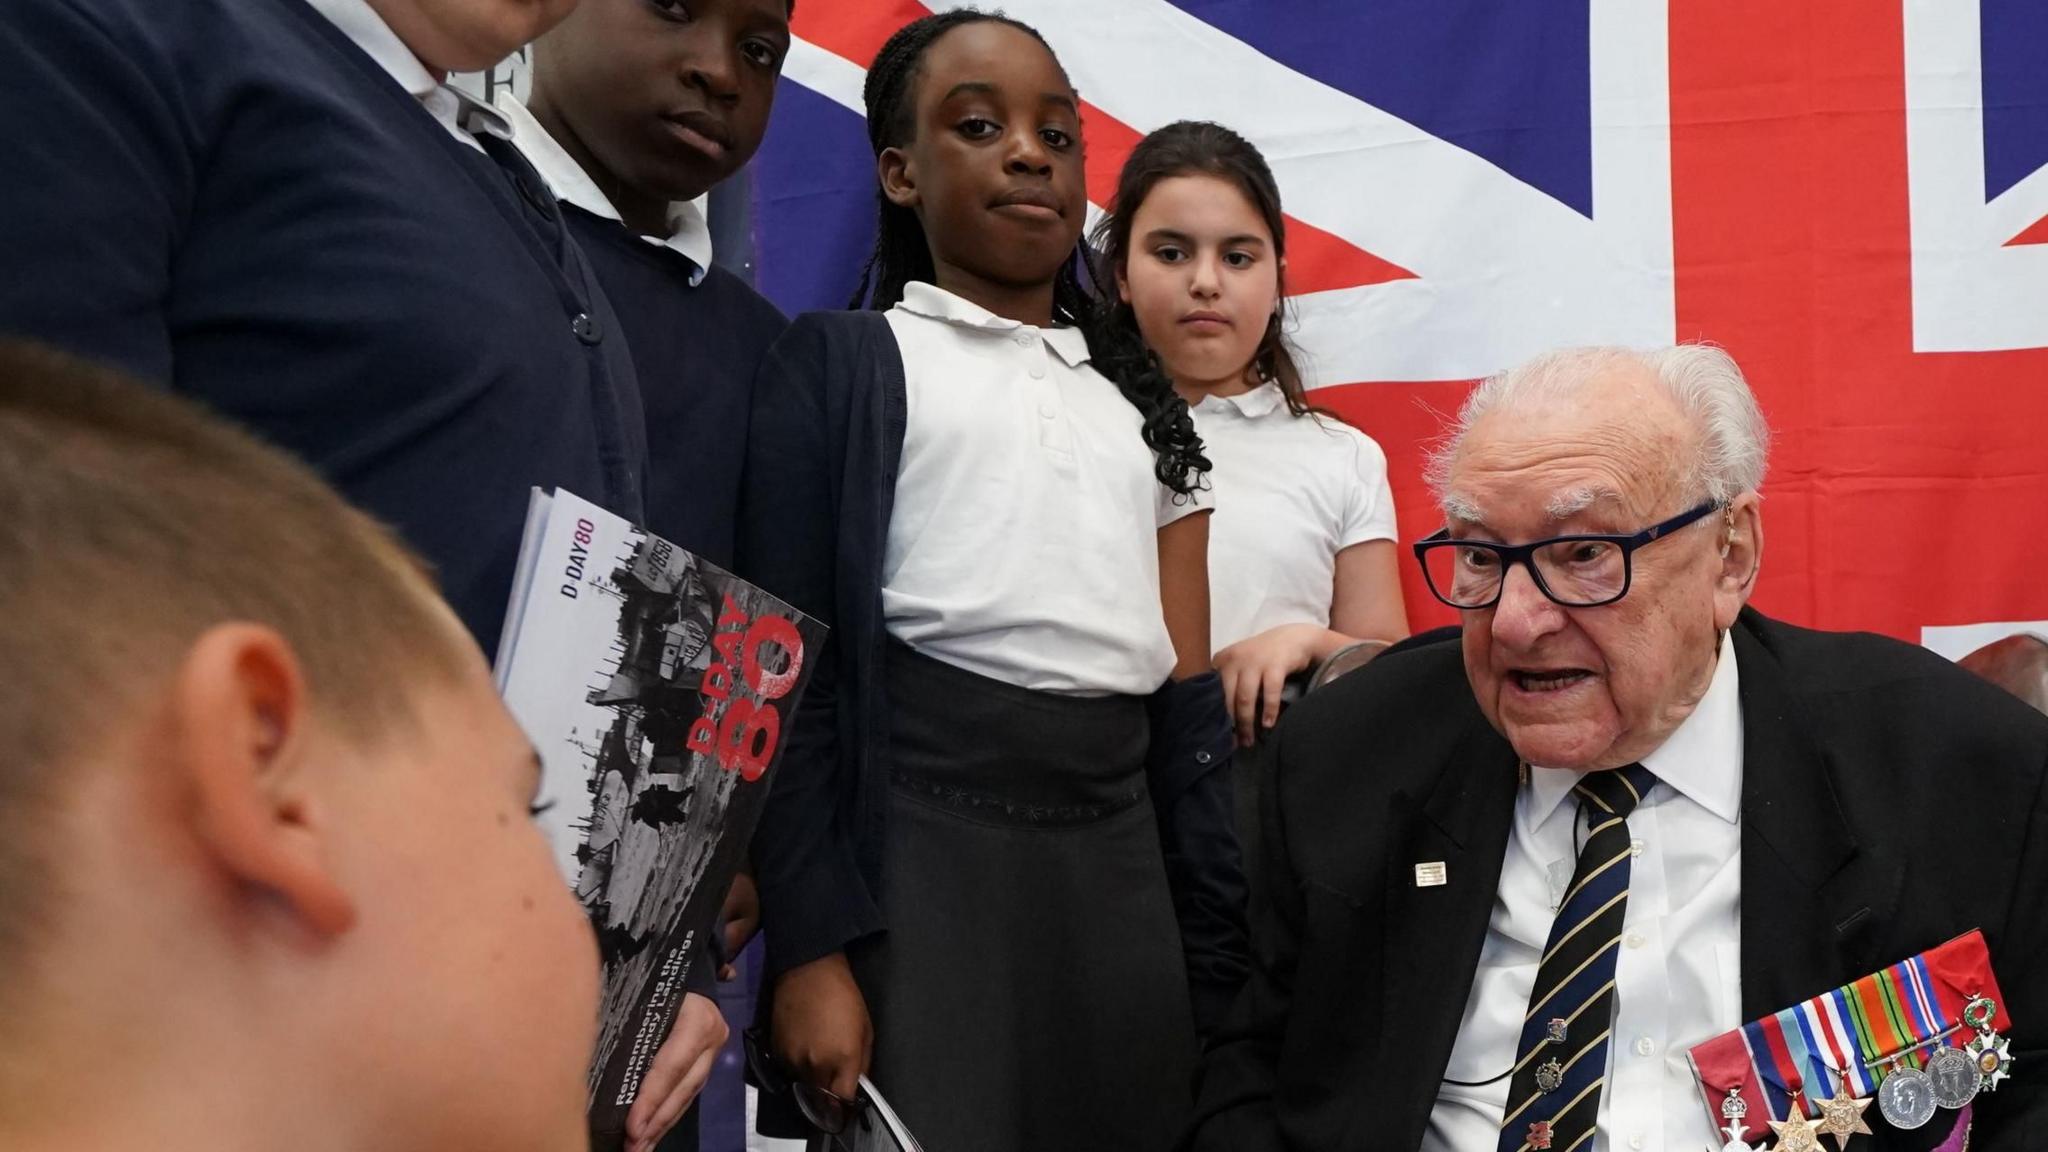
left=739, top=316, right=886, bottom=974
left=0, top=0, right=187, bottom=376
left=1149, top=670, right=1252, bottom=1039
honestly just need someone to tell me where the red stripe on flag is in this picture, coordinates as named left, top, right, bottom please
left=794, top=4, right=1414, bottom=296
left=792, top=0, right=932, bottom=71
left=2005, top=213, right=2048, bottom=247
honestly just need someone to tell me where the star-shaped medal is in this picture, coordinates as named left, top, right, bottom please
left=1967, top=1030, right=2015, bottom=1091
left=1771, top=1113, right=1824, bottom=1152
left=1814, top=1078, right=1874, bottom=1151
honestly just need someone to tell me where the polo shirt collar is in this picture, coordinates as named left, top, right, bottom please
left=1195, top=380, right=1287, bottom=419
left=896, top=281, right=1092, bottom=367
left=304, top=0, right=511, bottom=142
left=1525, top=630, right=1744, bottom=828
left=493, top=94, right=713, bottom=284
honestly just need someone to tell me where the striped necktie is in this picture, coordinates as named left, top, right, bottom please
left=1496, top=763, right=1658, bottom=1152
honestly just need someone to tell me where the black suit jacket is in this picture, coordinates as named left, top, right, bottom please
left=1186, top=609, right=2048, bottom=1151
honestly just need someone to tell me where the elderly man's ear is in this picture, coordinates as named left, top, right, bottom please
left=1714, top=494, right=1764, bottom=627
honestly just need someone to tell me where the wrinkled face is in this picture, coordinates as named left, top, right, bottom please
left=534, top=0, right=790, bottom=203
left=886, top=21, right=1087, bottom=292
left=325, top=643, right=598, bottom=1151
left=1118, top=174, right=1279, bottom=390
left=1444, top=364, right=1756, bottom=771
left=372, top=0, right=580, bottom=73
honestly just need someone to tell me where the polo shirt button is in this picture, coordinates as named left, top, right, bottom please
left=571, top=313, right=602, bottom=345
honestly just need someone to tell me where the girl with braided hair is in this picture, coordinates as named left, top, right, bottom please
left=738, top=11, right=1244, bottom=1151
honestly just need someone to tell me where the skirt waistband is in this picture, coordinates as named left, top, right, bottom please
left=884, top=640, right=1149, bottom=827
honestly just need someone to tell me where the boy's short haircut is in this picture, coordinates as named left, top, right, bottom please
left=0, top=340, right=472, bottom=984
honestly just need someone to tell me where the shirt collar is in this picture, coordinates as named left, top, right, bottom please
left=304, top=0, right=510, bottom=142
left=492, top=94, right=714, bottom=284
left=1525, top=630, right=1744, bottom=827
left=895, top=281, right=1092, bottom=367
left=1194, top=380, right=1287, bottom=419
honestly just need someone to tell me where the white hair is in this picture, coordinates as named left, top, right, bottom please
left=1425, top=343, right=1770, bottom=512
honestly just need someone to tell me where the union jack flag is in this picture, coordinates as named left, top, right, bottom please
left=750, top=0, right=2048, bottom=647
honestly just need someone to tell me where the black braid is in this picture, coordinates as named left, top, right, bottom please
left=848, top=8, right=1209, bottom=496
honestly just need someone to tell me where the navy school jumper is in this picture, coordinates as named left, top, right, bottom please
left=738, top=310, right=1250, bottom=1036
left=559, top=205, right=789, bottom=571
left=0, top=0, right=648, bottom=655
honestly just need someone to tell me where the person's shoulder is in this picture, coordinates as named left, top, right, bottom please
left=8, top=0, right=240, bottom=68
left=695, top=265, right=790, bottom=343
left=761, top=311, right=899, bottom=392
left=1744, top=610, right=2048, bottom=765
left=1286, top=409, right=1390, bottom=474
left=1277, top=635, right=1480, bottom=769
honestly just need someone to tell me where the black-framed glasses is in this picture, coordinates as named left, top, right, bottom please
left=1413, top=499, right=1724, bottom=610
left=742, top=1027, right=868, bottom=1138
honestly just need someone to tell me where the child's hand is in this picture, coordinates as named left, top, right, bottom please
left=718, top=873, right=760, bottom=981
left=772, top=952, right=872, bottom=1104
left=1214, top=624, right=1328, bottom=746
left=624, top=991, right=728, bottom=1152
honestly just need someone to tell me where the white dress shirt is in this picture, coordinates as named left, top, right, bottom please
left=303, top=0, right=510, bottom=153
left=1427, top=632, right=1744, bottom=1152
left=492, top=93, right=715, bottom=283
left=1187, top=383, right=1398, bottom=652
left=882, top=282, right=1209, bottom=696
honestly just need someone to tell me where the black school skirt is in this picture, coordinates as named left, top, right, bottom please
left=848, top=641, right=1197, bottom=1152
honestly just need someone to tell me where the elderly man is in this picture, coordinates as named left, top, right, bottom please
left=1185, top=346, right=2048, bottom=1152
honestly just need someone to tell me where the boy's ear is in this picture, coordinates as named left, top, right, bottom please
left=878, top=146, right=919, bottom=209
left=167, top=624, right=357, bottom=939
left=1116, top=262, right=1131, bottom=304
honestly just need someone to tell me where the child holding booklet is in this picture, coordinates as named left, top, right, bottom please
left=499, top=3, right=796, bottom=1146
left=739, top=11, right=1243, bottom=1152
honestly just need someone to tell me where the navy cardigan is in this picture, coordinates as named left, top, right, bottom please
left=739, top=310, right=1249, bottom=1033
left=0, top=0, right=647, bottom=652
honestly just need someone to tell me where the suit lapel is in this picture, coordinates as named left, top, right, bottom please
left=1734, top=612, right=1902, bottom=1017
left=1377, top=721, right=1520, bottom=1148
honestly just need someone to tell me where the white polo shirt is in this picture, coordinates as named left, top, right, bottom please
left=882, top=282, right=1209, bottom=696
left=1189, top=383, right=1398, bottom=652
left=492, top=94, right=714, bottom=284
left=304, top=0, right=510, bottom=153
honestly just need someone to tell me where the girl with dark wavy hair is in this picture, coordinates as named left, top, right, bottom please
left=738, top=15, right=1244, bottom=1152
left=1094, top=120, right=1409, bottom=754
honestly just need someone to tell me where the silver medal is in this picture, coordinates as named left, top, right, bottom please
left=1877, top=1065, right=1938, bottom=1130
left=1926, top=1045, right=1982, bottom=1110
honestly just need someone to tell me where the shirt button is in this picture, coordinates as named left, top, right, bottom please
left=1014, top=331, right=1035, bottom=347
left=1029, top=364, right=1046, bottom=379
left=1038, top=403, right=1057, bottom=420
left=1195, top=750, right=1213, bottom=764
left=1634, top=1037, right=1654, bottom=1057
left=571, top=312, right=602, bottom=345
left=1628, top=1135, right=1645, bottom=1151
left=1625, top=932, right=1646, bottom=949
left=1630, top=838, right=1644, bottom=857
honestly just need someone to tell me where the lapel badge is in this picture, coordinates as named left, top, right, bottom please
left=1525, top=1120, right=1554, bottom=1149
left=1545, top=1017, right=1569, bottom=1044
left=1533, top=1057, right=1565, bottom=1093
left=1414, top=861, right=1448, bottom=887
